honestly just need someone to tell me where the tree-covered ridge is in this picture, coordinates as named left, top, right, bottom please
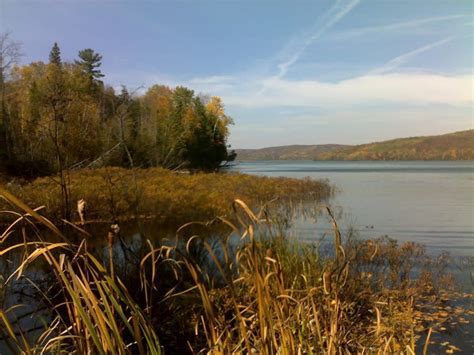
left=0, top=36, right=235, bottom=176
left=235, top=130, right=474, bottom=161
left=235, top=144, right=349, bottom=160
left=316, top=130, right=474, bottom=161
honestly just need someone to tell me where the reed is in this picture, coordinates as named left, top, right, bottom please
left=1, top=188, right=468, bottom=354
left=138, top=200, right=467, bottom=353
left=1, top=167, right=332, bottom=226
left=0, top=188, right=162, bottom=354
left=138, top=201, right=417, bottom=353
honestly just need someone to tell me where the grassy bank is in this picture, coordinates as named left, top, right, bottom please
left=1, top=191, right=470, bottom=354
left=1, top=167, right=332, bottom=226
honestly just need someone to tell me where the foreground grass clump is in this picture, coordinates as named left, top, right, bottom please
left=1, top=191, right=469, bottom=353
left=0, top=190, right=162, bottom=354
left=1, top=167, right=331, bottom=225
left=140, top=203, right=464, bottom=353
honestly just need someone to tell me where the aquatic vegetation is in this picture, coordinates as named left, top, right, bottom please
left=1, top=190, right=471, bottom=353
left=1, top=167, right=332, bottom=226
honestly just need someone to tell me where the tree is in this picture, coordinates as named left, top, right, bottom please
left=49, top=42, right=61, bottom=65
left=140, top=85, right=174, bottom=167
left=139, top=85, right=235, bottom=170
left=44, top=60, right=71, bottom=218
left=114, top=86, right=142, bottom=167
left=74, top=48, right=104, bottom=84
left=0, top=32, right=22, bottom=163
left=0, top=32, right=22, bottom=83
left=183, top=97, right=235, bottom=170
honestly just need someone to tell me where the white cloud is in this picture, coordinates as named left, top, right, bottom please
left=229, top=106, right=472, bottom=148
left=188, top=75, right=235, bottom=85
left=223, top=73, right=473, bottom=108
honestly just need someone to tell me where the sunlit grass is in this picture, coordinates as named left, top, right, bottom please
left=0, top=188, right=161, bottom=354
left=1, top=167, right=332, bottom=226
left=1, top=188, right=470, bottom=353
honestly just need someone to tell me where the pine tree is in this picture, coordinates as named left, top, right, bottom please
left=74, top=48, right=104, bottom=83
left=49, top=42, right=61, bottom=65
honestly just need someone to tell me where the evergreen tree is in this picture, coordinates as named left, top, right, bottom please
left=75, top=48, right=104, bottom=83
left=49, top=42, right=61, bottom=65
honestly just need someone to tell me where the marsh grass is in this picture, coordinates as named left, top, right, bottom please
left=1, top=167, right=332, bottom=227
left=0, top=189, right=471, bottom=354
left=0, top=189, right=162, bottom=354
left=139, top=201, right=465, bottom=354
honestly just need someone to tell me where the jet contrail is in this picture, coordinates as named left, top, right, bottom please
left=370, top=36, right=456, bottom=75
left=276, top=0, right=360, bottom=78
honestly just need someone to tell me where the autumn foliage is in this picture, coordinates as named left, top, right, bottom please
left=0, top=41, right=235, bottom=177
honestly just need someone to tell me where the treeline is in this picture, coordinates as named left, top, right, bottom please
left=235, top=130, right=474, bottom=161
left=0, top=34, right=235, bottom=177
left=315, top=130, right=474, bottom=161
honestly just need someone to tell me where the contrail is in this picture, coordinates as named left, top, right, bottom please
left=329, top=14, right=466, bottom=41
left=276, top=0, right=360, bottom=78
left=369, top=36, right=456, bottom=75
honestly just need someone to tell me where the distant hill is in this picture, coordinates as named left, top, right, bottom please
left=235, top=144, right=349, bottom=160
left=235, top=130, right=474, bottom=161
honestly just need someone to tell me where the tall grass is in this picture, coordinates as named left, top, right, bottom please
left=0, top=188, right=162, bottom=354
left=0, top=188, right=468, bottom=353
left=1, top=167, right=332, bottom=226
left=139, top=200, right=450, bottom=354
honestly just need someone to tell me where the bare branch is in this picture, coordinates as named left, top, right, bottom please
left=0, top=32, right=23, bottom=78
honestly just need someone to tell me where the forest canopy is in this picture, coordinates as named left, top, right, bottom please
left=0, top=36, right=236, bottom=176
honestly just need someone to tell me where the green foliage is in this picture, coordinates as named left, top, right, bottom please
left=1, top=42, right=236, bottom=176
left=74, top=48, right=104, bottom=84
left=49, top=42, right=61, bottom=65
left=4, top=61, right=103, bottom=175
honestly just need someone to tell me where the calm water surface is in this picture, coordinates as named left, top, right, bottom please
left=231, top=161, right=474, bottom=257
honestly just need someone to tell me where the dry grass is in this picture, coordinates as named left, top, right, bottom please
left=0, top=188, right=161, bottom=354
left=139, top=201, right=464, bottom=354
left=0, top=188, right=470, bottom=354
left=1, top=167, right=332, bottom=225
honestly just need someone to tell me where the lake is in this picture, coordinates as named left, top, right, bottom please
left=231, top=161, right=474, bottom=257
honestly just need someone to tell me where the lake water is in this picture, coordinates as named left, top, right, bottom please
left=231, top=161, right=474, bottom=257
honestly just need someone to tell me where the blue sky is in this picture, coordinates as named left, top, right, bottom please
left=1, top=0, right=473, bottom=148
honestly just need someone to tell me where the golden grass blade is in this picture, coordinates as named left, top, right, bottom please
left=422, top=328, right=432, bottom=355
left=0, top=187, right=63, bottom=237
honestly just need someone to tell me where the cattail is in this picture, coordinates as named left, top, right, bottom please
left=323, top=271, right=332, bottom=295
left=110, top=223, right=120, bottom=235
left=108, top=222, right=119, bottom=279
left=77, top=199, right=86, bottom=226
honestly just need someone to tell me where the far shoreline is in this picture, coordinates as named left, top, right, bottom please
left=234, top=129, right=474, bottom=161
